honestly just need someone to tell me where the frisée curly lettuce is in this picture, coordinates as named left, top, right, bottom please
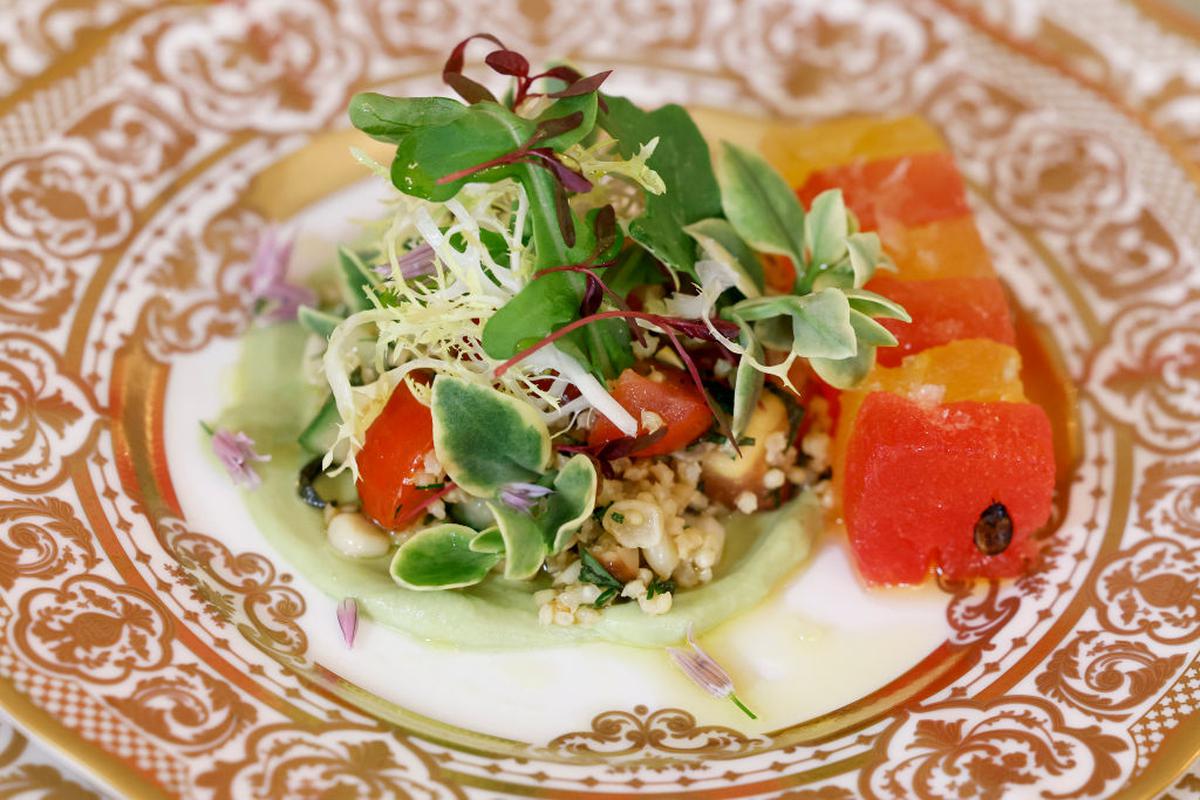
left=219, top=34, right=907, bottom=646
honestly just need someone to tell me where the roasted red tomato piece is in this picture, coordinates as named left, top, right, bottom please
left=588, top=365, right=712, bottom=457
left=355, top=381, right=436, bottom=530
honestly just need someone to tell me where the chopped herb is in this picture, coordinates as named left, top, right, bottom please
left=737, top=436, right=756, bottom=447
left=578, top=549, right=622, bottom=591
left=593, top=587, right=618, bottom=608
left=609, top=511, right=625, bottom=524
left=414, top=482, right=445, bottom=490
left=646, top=578, right=675, bottom=599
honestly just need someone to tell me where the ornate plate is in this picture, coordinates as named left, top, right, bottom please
left=2, top=0, right=1200, bottom=797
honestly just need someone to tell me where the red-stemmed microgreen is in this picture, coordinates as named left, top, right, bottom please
left=442, top=33, right=612, bottom=111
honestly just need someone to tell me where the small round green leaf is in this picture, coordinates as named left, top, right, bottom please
left=485, top=502, right=549, bottom=579
left=390, top=524, right=501, bottom=590
left=431, top=376, right=551, bottom=497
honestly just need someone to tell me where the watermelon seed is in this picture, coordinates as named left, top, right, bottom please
left=974, top=502, right=1013, bottom=556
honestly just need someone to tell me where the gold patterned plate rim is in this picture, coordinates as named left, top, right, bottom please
left=1, top=0, right=1199, bottom=797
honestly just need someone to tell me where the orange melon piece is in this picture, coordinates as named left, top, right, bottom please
left=877, top=215, right=996, bottom=281
left=760, top=115, right=947, bottom=188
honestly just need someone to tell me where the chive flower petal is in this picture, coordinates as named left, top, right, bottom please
left=210, top=427, right=270, bottom=489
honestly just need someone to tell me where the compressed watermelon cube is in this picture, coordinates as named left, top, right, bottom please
left=842, top=392, right=1055, bottom=585
left=831, top=339, right=1027, bottom=503
left=797, top=151, right=970, bottom=232
left=868, top=275, right=1016, bottom=367
left=760, top=115, right=948, bottom=188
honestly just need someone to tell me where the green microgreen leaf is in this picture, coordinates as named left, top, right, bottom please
left=297, top=306, right=343, bottom=340
left=729, top=289, right=856, bottom=360
left=431, top=376, right=551, bottom=496
left=809, top=309, right=886, bottom=389
left=715, top=141, right=806, bottom=272
left=599, top=96, right=722, bottom=277
left=348, top=93, right=468, bottom=144
left=337, top=245, right=382, bottom=311
left=803, top=189, right=849, bottom=274
left=848, top=309, right=899, bottom=347
left=731, top=320, right=765, bottom=440
left=844, top=287, right=911, bottom=321
left=844, top=231, right=884, bottom=289
left=684, top=218, right=764, bottom=296
left=390, top=524, right=501, bottom=590
left=533, top=93, right=598, bottom=150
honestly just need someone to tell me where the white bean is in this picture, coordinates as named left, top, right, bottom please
left=643, top=535, right=680, bottom=579
left=603, top=500, right=664, bottom=548
left=326, top=512, right=391, bottom=558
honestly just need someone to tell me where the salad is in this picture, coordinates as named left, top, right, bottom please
left=216, top=35, right=1058, bottom=651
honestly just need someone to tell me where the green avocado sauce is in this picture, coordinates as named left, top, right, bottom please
left=219, top=321, right=820, bottom=649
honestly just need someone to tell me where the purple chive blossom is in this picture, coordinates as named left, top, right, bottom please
left=667, top=625, right=757, bottom=720
left=250, top=225, right=315, bottom=322
left=375, top=243, right=436, bottom=280
left=337, top=597, right=359, bottom=648
left=210, top=427, right=271, bottom=489
left=498, top=482, right=554, bottom=512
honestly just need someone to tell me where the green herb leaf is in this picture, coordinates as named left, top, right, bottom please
left=297, top=306, right=343, bottom=340
left=803, top=189, right=849, bottom=273
left=337, top=245, right=382, bottom=311
left=387, top=101, right=595, bottom=270
left=543, top=454, right=599, bottom=553
left=431, top=376, right=551, bottom=496
left=468, top=526, right=506, bottom=554
left=599, top=96, right=722, bottom=277
left=844, top=231, right=884, bottom=289
left=731, top=320, right=765, bottom=440
left=685, top=218, right=764, bottom=296
left=579, top=549, right=623, bottom=591
left=848, top=309, right=899, bottom=347
left=730, top=289, right=857, bottom=360
left=809, top=309, right=886, bottom=389
left=716, top=141, right=806, bottom=271
left=482, top=271, right=582, bottom=359
left=390, top=524, right=501, bottom=590
left=593, top=586, right=618, bottom=607
left=349, top=93, right=467, bottom=144
left=844, top=287, right=911, bottom=321
left=534, top=93, right=598, bottom=150
left=646, top=577, right=675, bottom=599
left=484, top=502, right=549, bottom=579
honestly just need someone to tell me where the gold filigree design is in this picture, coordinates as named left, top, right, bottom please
left=105, top=663, right=258, bottom=753
left=0, top=0, right=1197, bottom=796
left=1095, top=537, right=1200, bottom=644
left=0, top=496, right=98, bottom=591
left=158, top=518, right=307, bottom=666
left=0, top=149, right=132, bottom=259
left=1137, top=459, right=1200, bottom=538
left=1036, top=629, right=1186, bottom=720
left=14, top=574, right=173, bottom=684
left=1088, top=293, right=1200, bottom=454
left=0, top=334, right=97, bottom=493
left=134, top=0, right=364, bottom=134
left=544, top=705, right=764, bottom=771
left=0, top=248, right=76, bottom=332
left=0, top=722, right=100, bottom=799
left=861, top=697, right=1128, bottom=799
left=193, top=722, right=460, bottom=800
